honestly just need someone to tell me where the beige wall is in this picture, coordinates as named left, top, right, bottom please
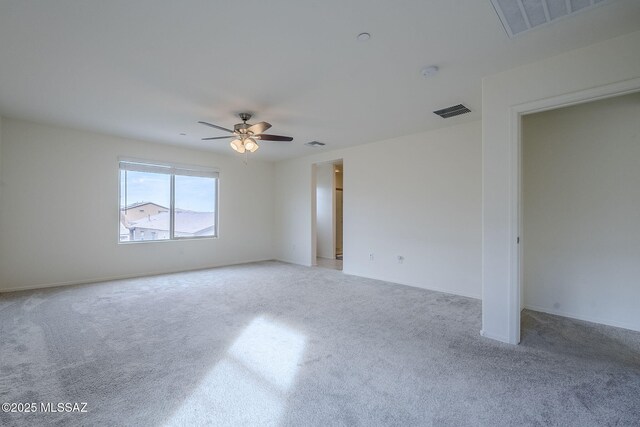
left=522, top=92, right=640, bottom=331
left=0, top=117, right=3, bottom=241
left=275, top=120, right=482, bottom=299
left=0, top=118, right=275, bottom=291
left=335, top=164, right=343, bottom=188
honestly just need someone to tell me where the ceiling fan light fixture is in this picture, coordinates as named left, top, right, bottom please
left=199, top=113, right=292, bottom=155
left=230, top=139, right=245, bottom=153
left=244, top=138, right=257, bottom=151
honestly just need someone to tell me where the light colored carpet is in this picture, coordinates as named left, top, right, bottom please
left=315, top=258, right=343, bottom=271
left=1, top=261, right=639, bottom=426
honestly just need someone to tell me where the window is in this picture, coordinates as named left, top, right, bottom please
left=119, top=160, right=218, bottom=242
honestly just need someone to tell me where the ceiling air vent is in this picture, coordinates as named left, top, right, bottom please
left=491, top=0, right=614, bottom=38
left=433, top=104, right=471, bottom=119
left=305, top=141, right=326, bottom=147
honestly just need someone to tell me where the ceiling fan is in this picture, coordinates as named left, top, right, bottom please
left=198, top=113, right=293, bottom=154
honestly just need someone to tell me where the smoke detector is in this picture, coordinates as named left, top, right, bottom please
left=421, top=66, right=439, bottom=78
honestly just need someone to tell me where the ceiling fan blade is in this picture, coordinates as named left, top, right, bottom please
left=202, top=136, right=235, bottom=140
left=198, top=121, right=234, bottom=134
left=247, top=121, right=271, bottom=135
left=258, top=134, right=293, bottom=142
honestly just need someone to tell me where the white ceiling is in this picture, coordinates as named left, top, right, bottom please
left=0, top=0, right=639, bottom=161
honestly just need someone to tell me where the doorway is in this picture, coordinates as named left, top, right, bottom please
left=314, top=160, right=343, bottom=271
left=335, top=163, right=343, bottom=261
left=520, top=91, right=640, bottom=335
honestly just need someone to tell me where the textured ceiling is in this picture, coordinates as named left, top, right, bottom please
left=0, top=0, right=639, bottom=160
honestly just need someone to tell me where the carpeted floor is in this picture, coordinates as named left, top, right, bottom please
left=1, top=261, right=639, bottom=426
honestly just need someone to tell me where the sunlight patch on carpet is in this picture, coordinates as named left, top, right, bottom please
left=165, top=316, right=306, bottom=426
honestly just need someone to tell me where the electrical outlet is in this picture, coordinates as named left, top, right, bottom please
left=369, top=253, right=374, bottom=261
left=397, top=255, right=404, bottom=264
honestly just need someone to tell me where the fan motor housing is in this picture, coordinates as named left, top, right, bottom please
left=234, top=123, right=250, bottom=133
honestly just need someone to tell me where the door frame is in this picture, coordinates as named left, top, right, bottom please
left=508, top=78, right=640, bottom=344
left=311, top=158, right=343, bottom=265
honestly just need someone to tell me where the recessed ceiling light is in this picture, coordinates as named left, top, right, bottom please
left=421, top=65, right=439, bottom=78
left=357, top=32, right=371, bottom=41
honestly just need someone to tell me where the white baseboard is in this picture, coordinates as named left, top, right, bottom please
left=479, top=329, right=513, bottom=344
left=0, top=258, right=275, bottom=293
left=274, top=259, right=481, bottom=300
left=276, top=257, right=315, bottom=268
left=524, top=304, right=640, bottom=332
left=341, top=268, right=482, bottom=300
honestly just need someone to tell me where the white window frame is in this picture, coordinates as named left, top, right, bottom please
left=118, top=158, right=219, bottom=243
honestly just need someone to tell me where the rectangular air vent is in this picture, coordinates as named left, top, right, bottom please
left=433, top=104, right=471, bottom=119
left=305, top=141, right=326, bottom=147
left=491, top=0, right=613, bottom=38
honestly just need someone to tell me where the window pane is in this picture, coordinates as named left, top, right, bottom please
left=119, top=169, right=171, bottom=242
left=174, top=175, right=217, bottom=238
